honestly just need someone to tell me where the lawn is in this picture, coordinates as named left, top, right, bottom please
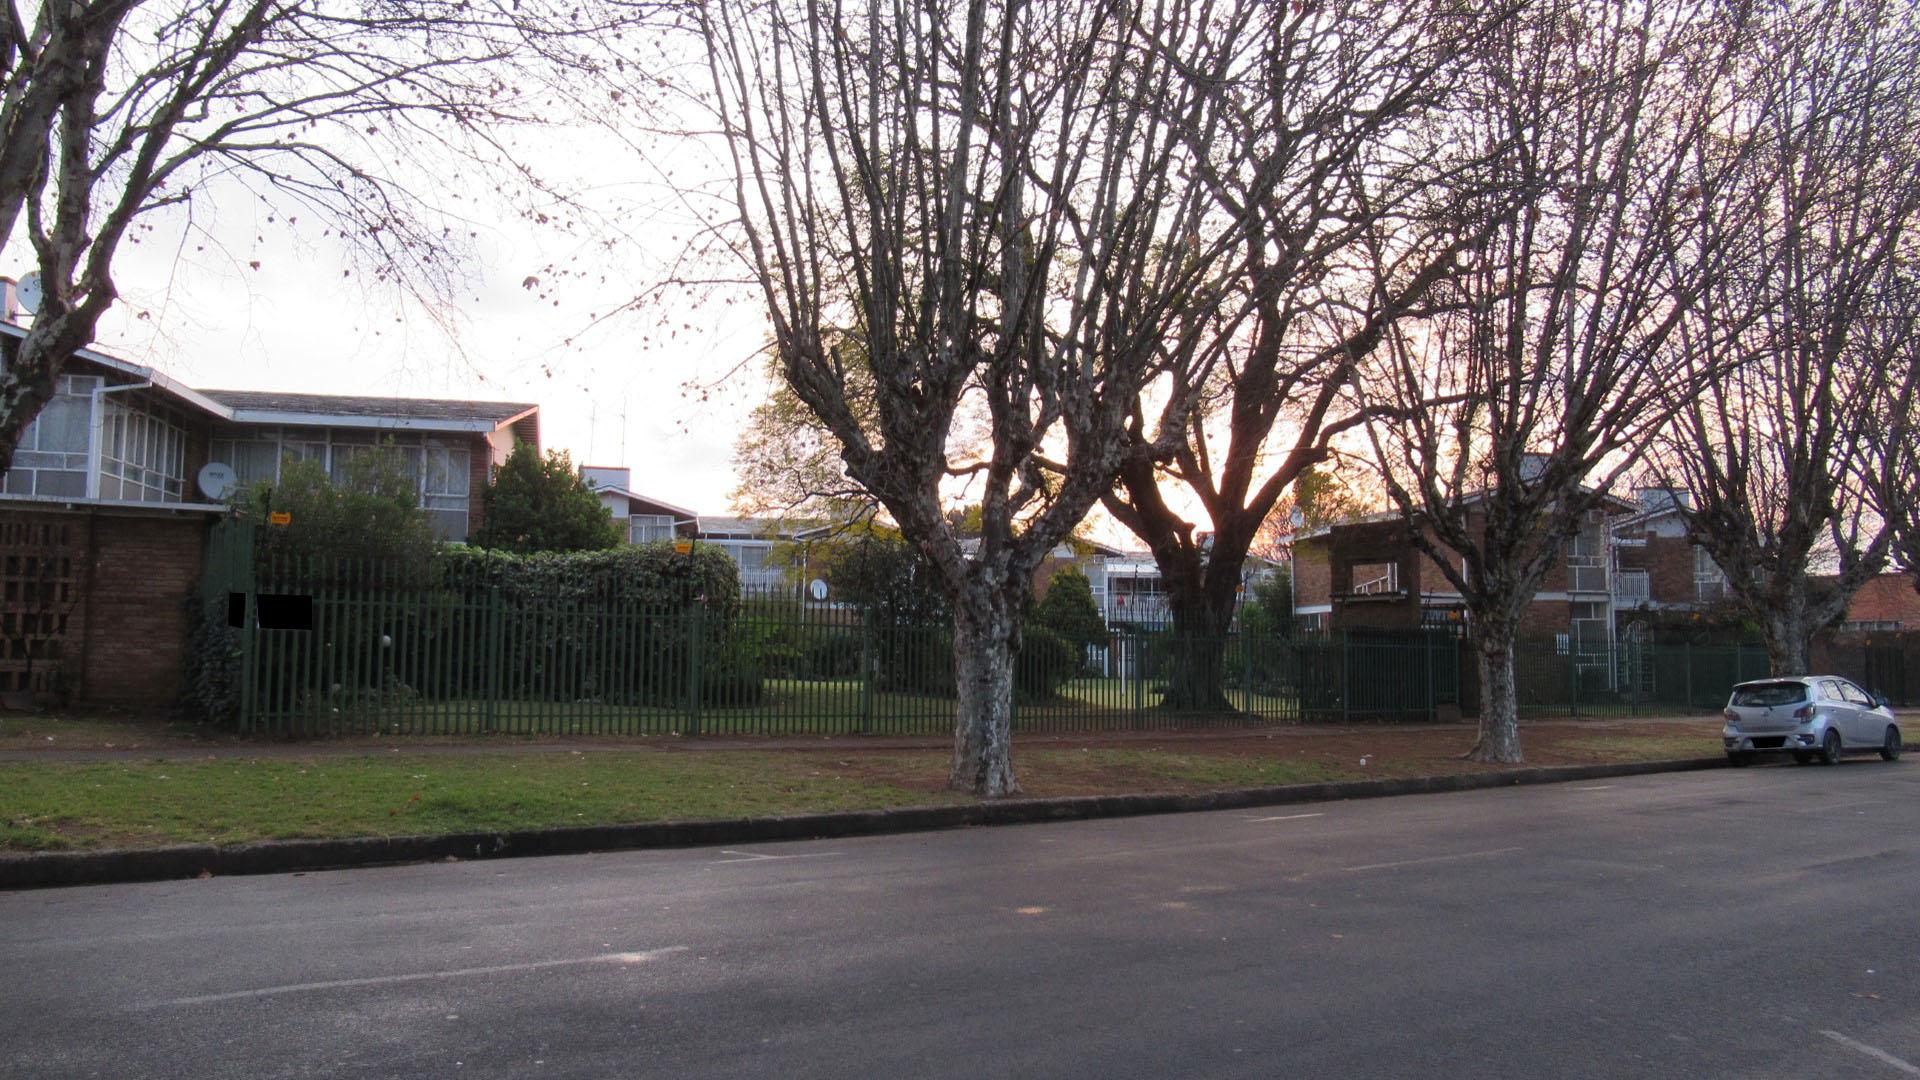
left=0, top=717, right=1726, bottom=853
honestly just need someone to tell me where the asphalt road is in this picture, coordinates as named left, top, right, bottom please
left=4, top=758, right=1918, bottom=1079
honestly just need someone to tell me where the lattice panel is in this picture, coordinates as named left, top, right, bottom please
left=0, top=520, right=79, bottom=694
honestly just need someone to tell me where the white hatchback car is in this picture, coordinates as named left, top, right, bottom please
left=1723, top=676, right=1902, bottom=766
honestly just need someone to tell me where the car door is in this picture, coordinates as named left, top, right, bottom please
left=1839, top=680, right=1880, bottom=742
left=1818, top=680, right=1855, bottom=745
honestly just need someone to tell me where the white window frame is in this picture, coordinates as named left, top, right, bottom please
left=97, top=394, right=188, bottom=503
left=5, top=375, right=99, bottom=499
left=209, top=427, right=473, bottom=536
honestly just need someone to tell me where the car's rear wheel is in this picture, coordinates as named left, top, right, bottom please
left=1882, top=725, right=1902, bottom=763
left=1820, top=728, right=1844, bottom=766
left=1727, top=751, right=1755, bottom=767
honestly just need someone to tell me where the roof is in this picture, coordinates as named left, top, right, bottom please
left=698, top=516, right=795, bottom=539
left=0, top=320, right=539, bottom=434
left=1292, top=487, right=1640, bottom=543
left=598, top=486, right=699, bottom=521
left=0, top=321, right=230, bottom=419
left=1839, top=573, right=1920, bottom=629
left=198, top=389, right=537, bottom=432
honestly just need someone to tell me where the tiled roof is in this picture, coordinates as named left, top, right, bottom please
left=197, top=389, right=535, bottom=424
left=1842, top=573, right=1920, bottom=628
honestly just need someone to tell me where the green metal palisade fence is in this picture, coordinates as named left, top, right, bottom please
left=1506, top=637, right=1774, bottom=719
left=205, top=523, right=1805, bottom=736
left=201, top=524, right=1461, bottom=736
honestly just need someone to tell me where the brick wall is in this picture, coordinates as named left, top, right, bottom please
left=0, top=508, right=209, bottom=706
left=1293, top=541, right=1331, bottom=608
left=1518, top=599, right=1571, bottom=640
left=1617, top=532, right=1696, bottom=606
left=81, top=512, right=207, bottom=704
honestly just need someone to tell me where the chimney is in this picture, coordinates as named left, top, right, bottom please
left=1634, top=487, right=1691, bottom=512
left=581, top=465, right=632, bottom=492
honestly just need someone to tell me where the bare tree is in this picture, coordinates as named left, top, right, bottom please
left=1859, top=275, right=1920, bottom=600
left=1657, top=0, right=1920, bottom=674
left=1098, top=0, right=1500, bottom=710
left=1354, top=0, right=1744, bottom=762
left=697, top=0, right=1243, bottom=795
left=0, top=1, right=640, bottom=474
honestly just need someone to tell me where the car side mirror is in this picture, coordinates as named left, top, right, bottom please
left=1873, top=692, right=1891, bottom=709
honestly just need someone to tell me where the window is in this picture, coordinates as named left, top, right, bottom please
left=1567, top=520, right=1607, bottom=592
left=97, top=396, right=187, bottom=503
left=1569, top=600, right=1611, bottom=659
left=630, top=515, right=676, bottom=543
left=1694, top=546, right=1727, bottom=602
left=5, top=376, right=98, bottom=498
left=1347, top=561, right=1398, bottom=595
left=1731, top=682, right=1807, bottom=707
left=208, top=428, right=473, bottom=538
left=421, top=441, right=470, bottom=540
left=1839, top=682, right=1874, bottom=707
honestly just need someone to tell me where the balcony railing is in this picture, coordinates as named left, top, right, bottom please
left=1614, top=569, right=1650, bottom=603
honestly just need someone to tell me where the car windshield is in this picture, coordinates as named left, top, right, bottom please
left=1731, top=683, right=1807, bottom=707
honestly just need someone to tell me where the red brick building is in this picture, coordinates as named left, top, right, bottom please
left=1290, top=493, right=1639, bottom=647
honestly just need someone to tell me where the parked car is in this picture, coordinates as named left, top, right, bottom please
left=1723, top=676, right=1902, bottom=766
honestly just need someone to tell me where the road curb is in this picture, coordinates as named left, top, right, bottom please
left=0, top=756, right=1727, bottom=890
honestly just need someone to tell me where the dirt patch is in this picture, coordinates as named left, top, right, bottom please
left=794, top=719, right=1725, bottom=798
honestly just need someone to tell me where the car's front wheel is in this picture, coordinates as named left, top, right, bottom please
left=1820, top=728, right=1845, bottom=766
left=1882, top=725, right=1902, bottom=763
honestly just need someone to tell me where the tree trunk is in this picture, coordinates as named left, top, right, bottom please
left=949, top=592, right=1020, bottom=797
left=1470, top=630, right=1522, bottom=763
left=1761, top=610, right=1813, bottom=677
left=1159, top=594, right=1236, bottom=712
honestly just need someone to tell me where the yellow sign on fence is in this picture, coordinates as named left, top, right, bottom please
left=267, top=511, right=292, bottom=526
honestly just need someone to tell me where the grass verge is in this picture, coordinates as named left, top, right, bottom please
left=0, top=718, right=1727, bottom=853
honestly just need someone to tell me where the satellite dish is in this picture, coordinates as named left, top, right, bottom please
left=197, top=461, right=238, bottom=500
left=14, top=272, right=41, bottom=315
left=809, top=578, right=829, bottom=602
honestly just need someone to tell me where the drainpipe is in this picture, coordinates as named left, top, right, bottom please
left=86, top=379, right=153, bottom=499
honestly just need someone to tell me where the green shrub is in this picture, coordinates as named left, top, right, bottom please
left=471, top=443, right=624, bottom=554
left=439, top=543, right=739, bottom=613
left=1034, top=567, right=1107, bottom=656
left=243, top=455, right=439, bottom=572
left=182, top=600, right=243, bottom=724
left=801, top=631, right=863, bottom=680
left=1016, top=626, right=1076, bottom=701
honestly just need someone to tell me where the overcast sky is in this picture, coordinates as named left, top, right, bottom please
left=50, top=123, right=771, bottom=518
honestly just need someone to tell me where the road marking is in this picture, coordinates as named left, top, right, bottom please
left=156, top=947, right=688, bottom=1008
left=1572, top=785, right=1615, bottom=791
left=1342, top=847, right=1523, bottom=874
left=1245, top=813, right=1325, bottom=823
left=1822, top=1030, right=1920, bottom=1075
left=710, top=850, right=842, bottom=864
